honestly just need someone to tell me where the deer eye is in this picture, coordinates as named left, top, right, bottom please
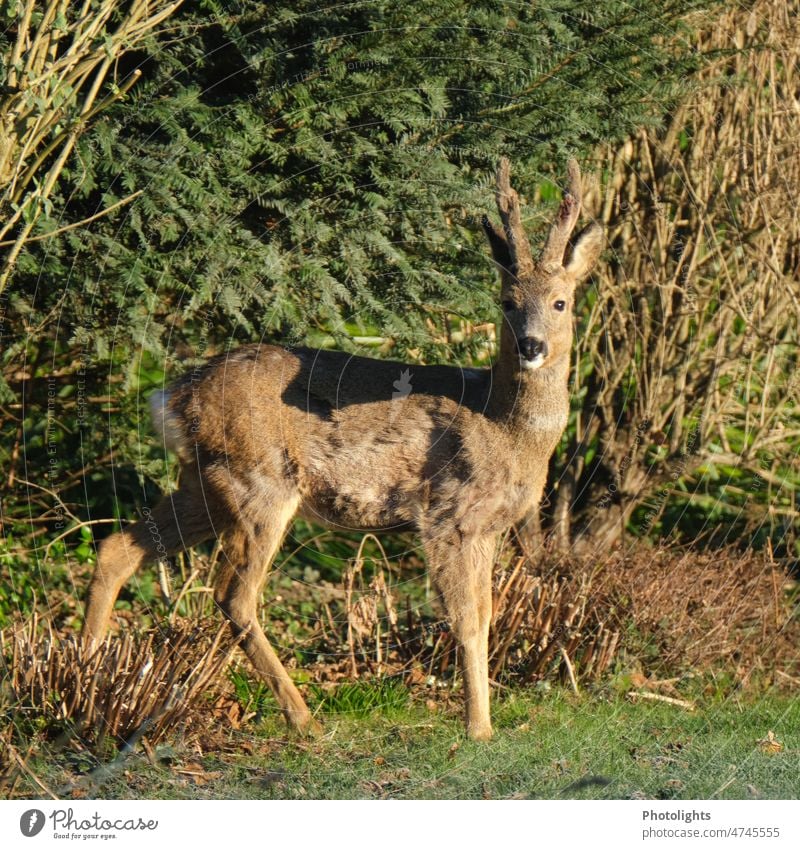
left=502, top=300, right=516, bottom=313
left=554, top=299, right=566, bottom=312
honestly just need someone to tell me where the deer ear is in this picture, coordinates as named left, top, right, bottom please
left=482, top=215, right=512, bottom=271
left=564, top=223, right=604, bottom=282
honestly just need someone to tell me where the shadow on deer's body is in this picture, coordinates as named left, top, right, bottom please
left=83, top=158, right=603, bottom=741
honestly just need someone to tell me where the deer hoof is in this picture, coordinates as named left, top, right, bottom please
left=289, top=713, right=323, bottom=738
left=467, top=723, right=493, bottom=742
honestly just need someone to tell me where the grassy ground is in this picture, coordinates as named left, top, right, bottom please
left=18, top=686, right=800, bottom=801
left=3, top=544, right=798, bottom=800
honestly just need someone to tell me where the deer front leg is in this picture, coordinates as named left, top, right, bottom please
left=424, top=532, right=496, bottom=741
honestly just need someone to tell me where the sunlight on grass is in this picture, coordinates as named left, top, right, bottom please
left=15, top=688, right=798, bottom=801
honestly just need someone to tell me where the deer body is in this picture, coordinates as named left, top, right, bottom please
left=83, top=159, right=603, bottom=740
left=161, top=344, right=566, bottom=534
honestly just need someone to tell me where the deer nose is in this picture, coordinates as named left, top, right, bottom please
left=518, top=337, right=547, bottom=361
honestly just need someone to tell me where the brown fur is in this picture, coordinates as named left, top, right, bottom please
left=83, top=159, right=604, bottom=740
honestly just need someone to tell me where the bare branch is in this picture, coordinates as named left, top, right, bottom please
left=0, top=1, right=184, bottom=294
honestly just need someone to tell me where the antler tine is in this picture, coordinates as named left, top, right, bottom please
left=539, top=158, right=582, bottom=271
left=495, top=157, right=535, bottom=276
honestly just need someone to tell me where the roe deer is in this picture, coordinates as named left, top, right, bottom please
left=83, top=158, right=603, bottom=740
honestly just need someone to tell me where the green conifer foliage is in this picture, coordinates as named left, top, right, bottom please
left=2, top=0, right=709, bottom=531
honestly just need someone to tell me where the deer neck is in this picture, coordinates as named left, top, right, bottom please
left=488, top=333, right=571, bottom=436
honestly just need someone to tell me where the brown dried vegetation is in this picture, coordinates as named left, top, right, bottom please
left=1, top=615, right=235, bottom=748
left=548, top=0, right=800, bottom=550
left=311, top=543, right=798, bottom=693
left=585, top=545, right=800, bottom=683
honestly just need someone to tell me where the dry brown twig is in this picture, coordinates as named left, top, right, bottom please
left=1, top=614, right=236, bottom=749
left=627, top=691, right=696, bottom=711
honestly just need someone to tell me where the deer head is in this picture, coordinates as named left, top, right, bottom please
left=483, top=158, right=603, bottom=372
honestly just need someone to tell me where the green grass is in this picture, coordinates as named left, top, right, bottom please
left=307, top=678, right=411, bottom=716
left=18, top=688, right=800, bottom=800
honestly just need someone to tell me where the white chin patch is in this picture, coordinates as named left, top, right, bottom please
left=519, top=354, right=545, bottom=371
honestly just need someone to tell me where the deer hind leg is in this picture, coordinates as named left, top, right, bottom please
left=214, top=495, right=318, bottom=735
left=424, top=531, right=496, bottom=741
left=82, top=488, right=217, bottom=644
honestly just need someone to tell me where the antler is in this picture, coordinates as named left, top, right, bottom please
left=490, top=158, right=584, bottom=276
left=494, top=157, right=535, bottom=276
left=539, top=158, right=582, bottom=271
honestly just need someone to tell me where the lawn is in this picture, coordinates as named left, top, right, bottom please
left=16, top=687, right=799, bottom=801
